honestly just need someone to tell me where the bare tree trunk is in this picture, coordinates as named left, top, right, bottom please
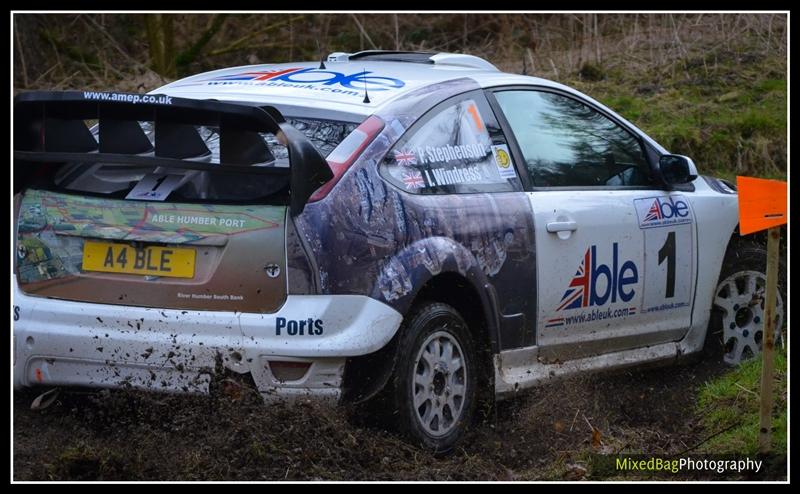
left=584, top=14, right=591, bottom=65
left=594, top=14, right=601, bottom=64
left=175, top=14, right=227, bottom=75
left=462, top=15, right=467, bottom=51
left=568, top=16, right=575, bottom=71
left=145, top=14, right=176, bottom=78
left=648, top=14, right=654, bottom=65
left=163, top=16, right=174, bottom=76
left=14, top=18, right=29, bottom=87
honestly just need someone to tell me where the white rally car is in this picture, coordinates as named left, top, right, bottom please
left=13, top=51, right=785, bottom=452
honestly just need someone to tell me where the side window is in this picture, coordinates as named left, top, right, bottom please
left=494, top=90, right=652, bottom=188
left=381, top=93, right=519, bottom=194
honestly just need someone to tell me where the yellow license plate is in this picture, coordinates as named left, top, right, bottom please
left=82, top=241, right=195, bottom=278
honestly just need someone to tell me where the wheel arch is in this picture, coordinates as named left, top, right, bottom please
left=679, top=216, right=781, bottom=358
left=678, top=195, right=740, bottom=356
left=342, top=268, right=499, bottom=404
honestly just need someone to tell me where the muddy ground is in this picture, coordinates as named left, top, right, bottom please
left=13, top=355, right=786, bottom=481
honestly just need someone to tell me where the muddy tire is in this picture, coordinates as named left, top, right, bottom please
left=707, top=239, right=786, bottom=366
left=391, top=302, right=478, bottom=454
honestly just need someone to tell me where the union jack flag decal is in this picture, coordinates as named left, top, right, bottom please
left=556, top=248, right=592, bottom=311
left=206, top=68, right=303, bottom=82
left=402, top=170, right=426, bottom=189
left=393, top=150, right=417, bottom=166
left=643, top=199, right=663, bottom=222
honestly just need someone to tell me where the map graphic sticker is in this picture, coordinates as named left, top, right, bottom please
left=19, top=189, right=284, bottom=241
left=16, top=189, right=287, bottom=284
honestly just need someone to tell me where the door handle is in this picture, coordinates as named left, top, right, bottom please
left=546, top=221, right=577, bottom=233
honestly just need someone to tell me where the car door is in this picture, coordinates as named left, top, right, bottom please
left=377, top=89, right=537, bottom=349
left=488, top=88, right=697, bottom=361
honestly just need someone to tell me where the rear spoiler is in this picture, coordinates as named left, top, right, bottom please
left=13, top=91, right=334, bottom=216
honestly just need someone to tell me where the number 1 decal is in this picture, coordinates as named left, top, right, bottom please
left=642, top=224, right=693, bottom=315
left=658, top=231, right=676, bottom=298
left=638, top=195, right=694, bottom=318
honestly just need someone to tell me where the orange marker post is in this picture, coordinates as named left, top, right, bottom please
left=737, top=176, right=787, bottom=454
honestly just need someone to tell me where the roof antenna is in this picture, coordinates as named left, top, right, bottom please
left=521, top=52, right=528, bottom=76
left=317, top=40, right=326, bottom=69
left=362, top=69, right=371, bottom=104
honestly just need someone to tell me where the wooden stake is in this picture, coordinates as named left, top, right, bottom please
left=757, top=226, right=780, bottom=454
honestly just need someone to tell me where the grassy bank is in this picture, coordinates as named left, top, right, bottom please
left=696, top=349, right=787, bottom=456
left=563, top=50, right=787, bottom=182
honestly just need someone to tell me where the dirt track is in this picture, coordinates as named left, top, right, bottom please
left=12, top=355, right=784, bottom=481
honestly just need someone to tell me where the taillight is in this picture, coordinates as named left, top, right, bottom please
left=308, top=115, right=385, bottom=202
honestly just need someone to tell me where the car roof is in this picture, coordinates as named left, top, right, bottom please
left=152, top=53, right=568, bottom=117
left=152, top=51, right=667, bottom=154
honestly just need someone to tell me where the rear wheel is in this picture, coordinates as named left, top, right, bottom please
left=392, top=302, right=477, bottom=453
left=710, top=241, right=785, bottom=365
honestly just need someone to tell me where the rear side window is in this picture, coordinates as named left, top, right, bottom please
left=289, top=119, right=358, bottom=159
left=494, top=90, right=652, bottom=188
left=381, top=92, right=519, bottom=194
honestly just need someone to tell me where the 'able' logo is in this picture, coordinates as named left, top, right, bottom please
left=556, top=243, right=638, bottom=311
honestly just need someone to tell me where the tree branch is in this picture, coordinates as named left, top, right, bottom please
left=176, top=14, right=228, bottom=73
left=81, top=14, right=153, bottom=75
left=207, top=15, right=304, bottom=57
left=350, top=14, right=378, bottom=50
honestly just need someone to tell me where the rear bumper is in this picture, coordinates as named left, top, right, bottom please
left=12, top=280, right=403, bottom=401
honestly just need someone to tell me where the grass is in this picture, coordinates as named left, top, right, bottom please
left=696, top=349, right=787, bottom=456
left=44, top=442, right=133, bottom=480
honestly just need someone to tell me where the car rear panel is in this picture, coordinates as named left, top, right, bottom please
left=16, top=188, right=287, bottom=313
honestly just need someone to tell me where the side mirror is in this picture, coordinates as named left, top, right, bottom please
left=659, top=154, right=698, bottom=185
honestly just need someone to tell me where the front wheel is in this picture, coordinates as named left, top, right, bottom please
left=710, top=241, right=786, bottom=365
left=392, top=302, right=478, bottom=454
